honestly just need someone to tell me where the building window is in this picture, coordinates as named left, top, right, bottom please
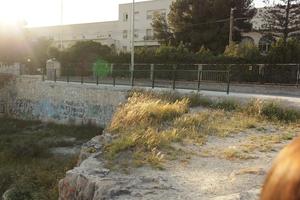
left=123, top=30, right=128, bottom=39
left=145, top=29, right=153, bottom=40
left=134, top=29, right=139, bottom=38
left=259, top=35, right=275, bottom=54
left=122, top=46, right=127, bottom=52
left=147, top=11, right=152, bottom=20
left=134, top=11, right=139, bottom=21
left=123, top=13, right=129, bottom=22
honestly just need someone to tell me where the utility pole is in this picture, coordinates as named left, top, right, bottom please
left=229, top=8, right=234, bottom=45
left=283, top=0, right=291, bottom=45
left=130, top=0, right=135, bottom=84
left=60, top=0, right=64, bottom=50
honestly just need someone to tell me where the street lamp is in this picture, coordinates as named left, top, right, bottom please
left=60, top=0, right=64, bottom=49
left=130, top=0, right=135, bottom=85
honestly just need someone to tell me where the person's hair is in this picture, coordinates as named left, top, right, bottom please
left=261, top=137, right=300, bottom=200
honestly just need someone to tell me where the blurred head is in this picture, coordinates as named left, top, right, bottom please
left=261, top=137, right=300, bottom=200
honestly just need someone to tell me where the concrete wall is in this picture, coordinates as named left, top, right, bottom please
left=0, top=63, right=22, bottom=76
left=2, top=75, right=128, bottom=127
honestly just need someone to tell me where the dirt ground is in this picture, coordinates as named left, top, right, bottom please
left=112, top=126, right=296, bottom=200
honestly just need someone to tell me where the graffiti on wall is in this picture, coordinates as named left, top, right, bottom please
left=9, top=99, right=36, bottom=119
left=60, top=101, right=86, bottom=119
left=0, top=101, right=5, bottom=113
left=9, top=98, right=116, bottom=126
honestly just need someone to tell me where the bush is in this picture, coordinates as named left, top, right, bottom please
left=224, top=43, right=239, bottom=58
left=155, top=42, right=194, bottom=63
left=223, top=42, right=261, bottom=63
left=212, top=99, right=240, bottom=111
left=262, top=102, right=300, bottom=122
left=268, top=38, right=300, bottom=63
left=237, top=42, right=261, bottom=62
left=195, top=46, right=214, bottom=63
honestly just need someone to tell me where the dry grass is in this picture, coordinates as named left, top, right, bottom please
left=104, top=91, right=299, bottom=169
left=108, top=92, right=189, bottom=133
left=241, top=132, right=296, bottom=153
left=222, top=148, right=256, bottom=160
left=174, top=111, right=260, bottom=138
left=104, top=92, right=267, bottom=169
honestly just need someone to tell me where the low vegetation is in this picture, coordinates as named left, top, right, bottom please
left=104, top=90, right=300, bottom=170
left=0, top=118, right=101, bottom=200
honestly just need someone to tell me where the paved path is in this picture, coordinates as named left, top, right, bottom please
left=52, top=79, right=300, bottom=109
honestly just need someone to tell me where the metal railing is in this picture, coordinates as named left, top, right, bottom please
left=42, top=63, right=300, bottom=94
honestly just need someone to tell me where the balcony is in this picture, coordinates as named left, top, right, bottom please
left=144, top=36, right=155, bottom=41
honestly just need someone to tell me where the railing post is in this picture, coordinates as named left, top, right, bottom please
left=258, top=64, right=265, bottom=84
left=81, top=69, right=83, bottom=84
left=151, top=64, right=155, bottom=89
left=297, top=64, right=300, bottom=88
left=197, top=64, right=203, bottom=92
left=172, top=64, right=177, bottom=90
left=54, top=69, right=57, bottom=82
left=96, top=74, right=99, bottom=85
left=42, top=68, right=45, bottom=81
left=67, top=66, right=70, bottom=83
left=130, top=64, right=134, bottom=87
left=227, top=65, right=231, bottom=95
left=111, top=64, right=115, bottom=87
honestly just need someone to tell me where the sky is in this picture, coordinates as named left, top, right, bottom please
left=0, top=0, right=265, bottom=27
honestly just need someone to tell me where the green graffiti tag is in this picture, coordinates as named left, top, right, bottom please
left=92, top=59, right=110, bottom=78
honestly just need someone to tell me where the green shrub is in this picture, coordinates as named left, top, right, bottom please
left=212, top=99, right=240, bottom=111
left=195, top=46, right=214, bottom=63
left=262, top=102, right=300, bottom=122
left=268, top=38, right=300, bottom=63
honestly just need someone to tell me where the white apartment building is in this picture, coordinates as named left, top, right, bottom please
left=28, top=0, right=173, bottom=52
left=29, top=1, right=275, bottom=54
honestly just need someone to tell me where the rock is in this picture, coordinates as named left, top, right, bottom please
left=78, top=133, right=113, bottom=164
left=2, top=189, right=12, bottom=200
left=58, top=134, right=175, bottom=200
left=211, top=189, right=261, bottom=200
left=50, top=146, right=81, bottom=156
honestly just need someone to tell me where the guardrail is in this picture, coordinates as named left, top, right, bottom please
left=41, top=63, right=300, bottom=94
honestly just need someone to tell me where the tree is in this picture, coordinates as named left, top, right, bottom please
left=262, top=0, right=300, bottom=44
left=151, top=14, right=174, bottom=45
left=152, top=0, right=256, bottom=53
left=60, top=41, right=113, bottom=75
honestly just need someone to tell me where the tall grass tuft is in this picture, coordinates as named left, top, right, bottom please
left=109, top=92, right=189, bottom=133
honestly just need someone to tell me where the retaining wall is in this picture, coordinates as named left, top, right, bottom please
left=1, top=75, right=128, bottom=127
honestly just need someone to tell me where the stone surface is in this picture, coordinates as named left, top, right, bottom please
left=211, top=189, right=261, bottom=200
left=58, top=130, right=275, bottom=200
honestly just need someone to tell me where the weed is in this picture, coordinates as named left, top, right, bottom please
left=212, top=99, right=240, bottom=111
left=261, top=102, right=300, bottom=122
left=221, top=147, right=255, bottom=160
